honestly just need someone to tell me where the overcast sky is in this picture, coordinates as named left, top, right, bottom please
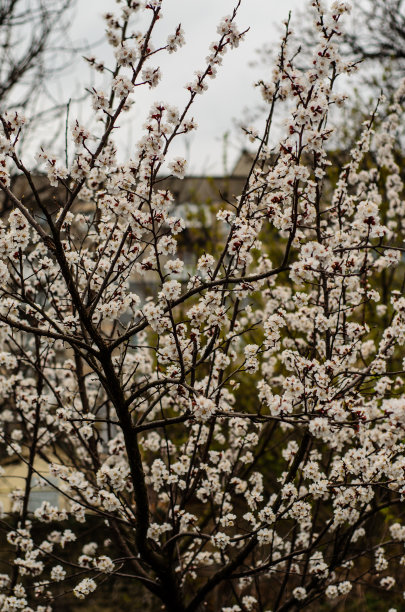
left=60, top=1, right=301, bottom=174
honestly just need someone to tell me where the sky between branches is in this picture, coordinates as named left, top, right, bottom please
left=47, top=0, right=301, bottom=175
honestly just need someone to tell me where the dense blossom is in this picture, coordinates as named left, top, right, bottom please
left=0, top=0, right=405, bottom=610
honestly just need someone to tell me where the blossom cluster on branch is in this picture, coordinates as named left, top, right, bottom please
left=1, top=0, right=405, bottom=610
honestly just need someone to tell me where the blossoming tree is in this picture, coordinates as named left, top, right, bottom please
left=1, top=1, right=405, bottom=610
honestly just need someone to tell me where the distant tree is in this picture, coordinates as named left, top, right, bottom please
left=0, top=0, right=77, bottom=112
left=0, top=0, right=79, bottom=214
left=343, top=0, right=405, bottom=67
